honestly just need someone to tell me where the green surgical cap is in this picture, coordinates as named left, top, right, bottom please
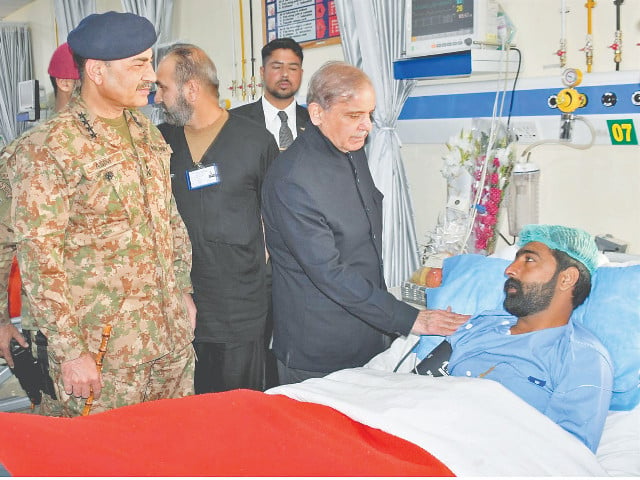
left=518, top=224, right=599, bottom=274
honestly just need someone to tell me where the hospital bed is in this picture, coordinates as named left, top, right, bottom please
left=0, top=253, right=636, bottom=476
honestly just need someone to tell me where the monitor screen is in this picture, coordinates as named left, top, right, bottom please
left=411, top=0, right=474, bottom=40
left=404, top=0, right=498, bottom=58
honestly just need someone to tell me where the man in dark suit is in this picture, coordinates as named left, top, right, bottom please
left=232, top=38, right=309, bottom=150
left=261, top=62, right=469, bottom=385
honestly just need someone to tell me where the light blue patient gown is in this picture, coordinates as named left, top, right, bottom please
left=448, top=310, right=614, bottom=453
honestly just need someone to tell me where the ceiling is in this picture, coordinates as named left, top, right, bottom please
left=0, top=0, right=35, bottom=20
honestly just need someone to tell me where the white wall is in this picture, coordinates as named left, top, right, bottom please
left=6, top=0, right=640, bottom=254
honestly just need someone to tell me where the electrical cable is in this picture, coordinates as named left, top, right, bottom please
left=506, top=47, right=522, bottom=130
left=393, top=337, right=422, bottom=373
left=458, top=39, right=515, bottom=255
left=499, top=232, right=516, bottom=246
left=498, top=47, right=523, bottom=247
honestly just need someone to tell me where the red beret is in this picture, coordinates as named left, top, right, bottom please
left=47, top=43, right=79, bottom=80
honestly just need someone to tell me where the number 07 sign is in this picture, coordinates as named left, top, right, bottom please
left=607, top=119, right=638, bottom=145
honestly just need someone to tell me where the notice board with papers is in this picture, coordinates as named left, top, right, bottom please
left=263, top=0, right=341, bottom=48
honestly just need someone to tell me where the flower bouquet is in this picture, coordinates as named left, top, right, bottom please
left=422, top=121, right=515, bottom=260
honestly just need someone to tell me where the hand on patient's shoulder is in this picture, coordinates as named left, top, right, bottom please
left=411, top=307, right=470, bottom=336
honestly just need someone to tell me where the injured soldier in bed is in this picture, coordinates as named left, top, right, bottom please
left=409, top=225, right=613, bottom=453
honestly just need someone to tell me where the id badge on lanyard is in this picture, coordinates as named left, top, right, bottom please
left=186, top=163, right=220, bottom=190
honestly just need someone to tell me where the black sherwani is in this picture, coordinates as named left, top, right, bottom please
left=261, top=123, right=418, bottom=373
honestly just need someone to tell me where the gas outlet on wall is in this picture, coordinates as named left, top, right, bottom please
left=510, top=121, right=539, bottom=143
left=602, top=92, right=617, bottom=107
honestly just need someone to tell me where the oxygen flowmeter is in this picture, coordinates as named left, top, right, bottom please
left=556, top=68, right=586, bottom=140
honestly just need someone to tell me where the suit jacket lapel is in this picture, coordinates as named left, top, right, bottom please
left=295, top=104, right=308, bottom=136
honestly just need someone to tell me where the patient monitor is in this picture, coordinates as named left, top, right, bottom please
left=404, top=0, right=502, bottom=58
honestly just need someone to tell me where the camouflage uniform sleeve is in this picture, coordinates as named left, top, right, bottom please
left=0, top=152, right=15, bottom=326
left=7, top=141, right=87, bottom=362
left=170, top=193, right=193, bottom=294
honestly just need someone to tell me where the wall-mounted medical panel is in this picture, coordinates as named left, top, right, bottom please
left=397, top=71, right=640, bottom=145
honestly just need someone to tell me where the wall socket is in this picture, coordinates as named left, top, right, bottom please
left=510, top=120, right=539, bottom=143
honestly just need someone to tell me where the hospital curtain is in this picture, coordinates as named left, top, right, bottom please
left=334, top=0, right=419, bottom=288
left=121, top=0, right=175, bottom=46
left=53, top=0, right=96, bottom=42
left=0, top=23, right=34, bottom=146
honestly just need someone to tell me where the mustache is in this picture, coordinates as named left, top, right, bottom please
left=137, top=81, right=154, bottom=90
left=504, top=278, right=522, bottom=294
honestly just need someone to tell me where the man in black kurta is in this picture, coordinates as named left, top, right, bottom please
left=156, top=44, right=279, bottom=392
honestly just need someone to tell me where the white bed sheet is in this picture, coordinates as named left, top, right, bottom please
left=597, top=406, right=640, bottom=476
left=268, top=367, right=608, bottom=477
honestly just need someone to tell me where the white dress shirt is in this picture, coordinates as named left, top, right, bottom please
left=261, top=97, right=297, bottom=149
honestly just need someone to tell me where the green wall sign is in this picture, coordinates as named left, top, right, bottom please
left=607, top=119, right=638, bottom=145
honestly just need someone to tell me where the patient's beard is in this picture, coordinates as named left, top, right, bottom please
left=503, top=274, right=558, bottom=318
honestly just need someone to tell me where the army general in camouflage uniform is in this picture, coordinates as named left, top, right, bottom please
left=3, top=12, right=196, bottom=416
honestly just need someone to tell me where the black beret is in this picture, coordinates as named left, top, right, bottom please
left=68, top=11, right=157, bottom=61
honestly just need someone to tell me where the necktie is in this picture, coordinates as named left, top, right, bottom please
left=277, top=110, right=294, bottom=150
